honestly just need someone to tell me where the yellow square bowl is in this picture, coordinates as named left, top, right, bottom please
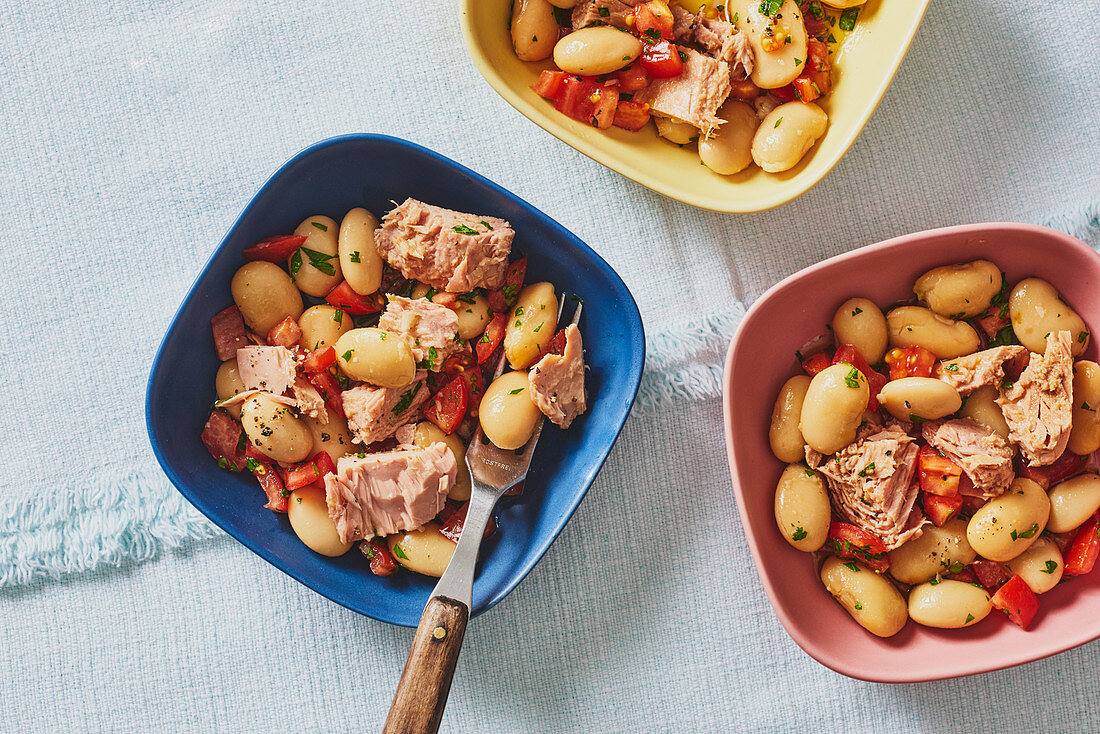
left=461, top=0, right=931, bottom=213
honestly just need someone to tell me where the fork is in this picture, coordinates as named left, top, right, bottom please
left=383, top=300, right=582, bottom=734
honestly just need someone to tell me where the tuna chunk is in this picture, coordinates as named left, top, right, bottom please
left=324, top=443, right=456, bottom=542
left=377, top=295, right=460, bottom=370
left=291, top=377, right=327, bottom=422
left=937, top=346, right=1027, bottom=395
left=922, top=419, right=1014, bottom=498
left=692, top=14, right=754, bottom=76
left=997, top=331, right=1074, bottom=466
left=571, top=0, right=634, bottom=30
left=211, top=305, right=248, bottom=361
left=342, top=372, right=429, bottom=446
left=671, top=4, right=695, bottom=39
left=237, top=346, right=297, bottom=396
left=529, top=324, right=586, bottom=428
left=815, top=424, right=927, bottom=550
left=375, top=198, right=513, bottom=293
left=635, top=48, right=732, bottom=137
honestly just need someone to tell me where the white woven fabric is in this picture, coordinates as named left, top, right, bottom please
left=1, top=0, right=1098, bottom=730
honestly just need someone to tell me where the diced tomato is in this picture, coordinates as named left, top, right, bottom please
left=918, top=445, right=963, bottom=496
left=826, top=522, right=890, bottom=573
left=1063, top=513, right=1100, bottom=576
left=531, top=69, right=568, bottom=99
left=488, top=257, right=527, bottom=313
left=244, top=445, right=287, bottom=512
left=923, top=491, right=964, bottom=526
left=977, top=302, right=1011, bottom=339
left=285, top=460, right=324, bottom=492
left=615, top=64, right=649, bottom=92
left=770, top=84, right=798, bottom=102
left=972, top=558, right=1010, bottom=590
left=476, top=314, right=508, bottom=364
left=211, top=305, right=249, bottom=361
left=465, top=368, right=486, bottom=413
left=266, top=315, right=302, bottom=349
left=313, top=450, right=337, bottom=478
left=729, top=77, right=760, bottom=101
left=553, top=76, right=619, bottom=129
left=242, top=234, right=307, bottom=262
left=438, top=501, right=497, bottom=544
left=362, top=538, right=397, bottom=576
left=990, top=575, right=1040, bottom=629
left=634, top=0, right=675, bottom=40
left=806, top=38, right=830, bottom=72
left=791, top=68, right=831, bottom=103
left=541, top=329, right=568, bottom=359
left=639, top=40, right=684, bottom=79
left=325, top=281, right=383, bottom=315
left=613, top=100, right=652, bottom=131
left=885, top=346, right=937, bottom=380
left=831, top=344, right=886, bottom=410
left=301, top=346, right=336, bottom=374
left=306, top=370, right=345, bottom=419
left=423, top=375, right=470, bottom=435
left=801, top=351, right=831, bottom=377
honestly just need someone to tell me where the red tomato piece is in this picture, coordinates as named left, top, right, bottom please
left=531, top=69, right=568, bottom=99
left=541, top=329, right=568, bottom=359
left=242, top=234, right=308, bottom=262
left=465, top=368, right=487, bottom=413
left=990, top=574, right=1040, bottom=629
left=831, top=344, right=886, bottom=410
left=301, top=346, right=336, bottom=374
left=306, top=370, right=345, bottom=419
left=614, top=64, right=649, bottom=92
left=923, top=491, right=963, bottom=526
left=313, top=450, right=337, bottom=478
left=361, top=538, right=397, bottom=577
left=918, top=445, right=963, bottom=496
left=487, top=257, right=527, bottom=313
left=826, top=522, right=891, bottom=573
left=423, top=375, right=470, bottom=435
left=438, top=501, right=497, bottom=544
left=476, top=313, right=508, bottom=364
left=634, top=0, right=675, bottom=40
left=613, top=100, right=652, bottom=131
left=770, top=84, right=798, bottom=102
left=639, top=40, right=684, bottom=79
left=325, top=281, right=382, bottom=315
left=1063, top=513, right=1100, bottom=576
left=266, top=315, right=302, bottom=349
left=1045, top=451, right=1088, bottom=486
left=244, top=445, right=288, bottom=512
left=801, top=351, right=831, bottom=377
left=791, top=69, right=831, bottom=103
left=806, top=38, right=830, bottom=71
left=553, top=76, right=619, bottom=129
left=885, top=346, right=937, bottom=380
left=729, top=77, right=760, bottom=101
left=976, top=302, right=1011, bottom=339
left=285, top=460, right=323, bottom=492
left=971, top=558, right=1010, bottom=590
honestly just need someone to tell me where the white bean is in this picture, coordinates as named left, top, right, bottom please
left=655, top=116, right=698, bottom=145
left=1047, top=473, right=1100, bottom=533
left=1069, top=360, right=1100, bottom=455
left=908, top=580, right=991, bottom=629
left=334, top=328, right=415, bottom=388
left=913, top=260, right=1003, bottom=318
left=877, top=377, right=962, bottom=422
left=699, top=101, right=757, bottom=175
left=298, top=304, right=352, bottom=352
left=389, top=523, right=455, bottom=578
left=732, top=0, right=808, bottom=89
left=291, top=216, right=342, bottom=297
left=338, top=208, right=383, bottom=296
left=215, top=359, right=246, bottom=420
left=751, top=102, right=828, bottom=173
left=967, top=478, right=1050, bottom=562
left=1009, top=278, right=1089, bottom=356
left=241, top=393, right=313, bottom=464
left=511, top=0, right=558, bottom=62
left=480, top=371, right=542, bottom=450
left=820, top=556, right=908, bottom=638
left=1007, top=536, right=1063, bottom=594
left=414, top=422, right=472, bottom=503
left=769, top=375, right=810, bottom=463
left=288, top=486, right=353, bottom=557
left=774, top=464, right=830, bottom=552
left=832, top=298, right=888, bottom=365
left=959, top=385, right=1010, bottom=439
left=885, top=306, right=980, bottom=359
left=553, top=27, right=641, bottom=76
left=231, top=261, right=304, bottom=335
left=799, top=363, right=868, bottom=455
left=887, top=519, right=976, bottom=585
left=504, top=282, right=558, bottom=370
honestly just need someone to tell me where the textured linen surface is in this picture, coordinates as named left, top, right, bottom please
left=0, top=0, right=1098, bottom=731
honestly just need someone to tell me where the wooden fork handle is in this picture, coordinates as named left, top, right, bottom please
left=383, top=595, right=469, bottom=734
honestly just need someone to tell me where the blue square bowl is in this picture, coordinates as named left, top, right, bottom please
left=145, top=134, right=644, bottom=626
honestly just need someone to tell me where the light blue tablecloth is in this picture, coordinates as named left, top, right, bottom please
left=1, top=0, right=1098, bottom=731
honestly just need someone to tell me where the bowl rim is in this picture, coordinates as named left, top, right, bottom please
left=145, top=133, right=645, bottom=626
left=722, top=222, right=1100, bottom=681
left=460, top=0, right=932, bottom=213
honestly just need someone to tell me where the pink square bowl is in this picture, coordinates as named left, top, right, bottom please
left=723, top=222, right=1100, bottom=682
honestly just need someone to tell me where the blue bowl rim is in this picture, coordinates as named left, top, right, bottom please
left=144, top=133, right=645, bottom=626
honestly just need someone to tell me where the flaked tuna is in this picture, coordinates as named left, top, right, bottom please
left=997, top=331, right=1074, bottom=466
left=375, top=199, right=513, bottom=293
left=342, top=372, right=429, bottom=446
left=937, top=345, right=1027, bottom=395
left=635, top=48, right=732, bottom=138
left=815, top=424, right=927, bottom=550
left=529, top=325, right=586, bottom=428
left=291, top=377, right=327, bottom=422
left=922, top=419, right=1014, bottom=498
left=377, top=295, right=460, bottom=370
left=571, top=0, right=634, bottom=30
left=237, top=345, right=297, bottom=396
left=324, top=443, right=456, bottom=542
left=692, top=14, right=754, bottom=76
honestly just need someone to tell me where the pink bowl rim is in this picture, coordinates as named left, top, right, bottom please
left=722, top=222, right=1100, bottom=683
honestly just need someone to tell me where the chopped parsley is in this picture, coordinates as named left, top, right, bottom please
left=480, top=220, right=493, bottom=230
left=929, top=577, right=941, bottom=586
left=792, top=527, right=807, bottom=541
left=515, top=306, right=525, bottom=317
left=514, top=320, right=522, bottom=328
left=774, top=117, right=783, bottom=128
left=838, top=7, right=859, bottom=31
left=311, top=221, right=328, bottom=232
left=1010, top=523, right=1039, bottom=541
left=643, top=28, right=661, bottom=41
left=945, top=363, right=959, bottom=372
left=1041, top=560, right=1059, bottom=574
left=1079, top=330, right=1090, bottom=344
left=807, top=1, right=824, bottom=19
left=844, top=367, right=861, bottom=389
left=804, top=468, right=815, bottom=477
left=854, top=602, right=863, bottom=610
left=332, top=309, right=343, bottom=325
left=502, top=284, right=519, bottom=303
left=598, top=6, right=610, bottom=16
left=456, top=291, right=478, bottom=304
left=758, top=0, right=782, bottom=16
left=301, top=246, right=337, bottom=275
left=236, top=430, right=247, bottom=452
left=852, top=307, right=863, bottom=316
left=452, top=224, right=479, bottom=235
left=965, top=613, right=975, bottom=624
left=246, top=457, right=261, bottom=474
left=289, top=248, right=303, bottom=279
left=349, top=251, right=361, bottom=263
left=392, top=544, right=409, bottom=560
left=425, top=287, right=439, bottom=301
left=857, top=462, right=876, bottom=478
left=843, top=561, right=861, bottom=572
left=1083, top=402, right=1095, bottom=412
left=341, top=349, right=354, bottom=362
left=417, top=346, right=439, bottom=371
left=945, top=560, right=964, bottom=575
left=508, top=388, right=525, bottom=395
left=391, top=382, right=422, bottom=415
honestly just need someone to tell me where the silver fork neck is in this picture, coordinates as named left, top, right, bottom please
left=427, top=483, right=502, bottom=609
